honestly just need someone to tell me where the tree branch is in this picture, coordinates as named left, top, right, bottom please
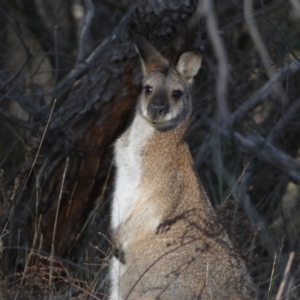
left=54, top=0, right=143, bottom=95
left=0, top=79, right=42, bottom=119
left=244, top=0, right=274, bottom=78
left=267, top=97, right=300, bottom=143
left=290, top=0, right=300, bottom=18
left=234, top=132, right=300, bottom=183
left=229, top=56, right=300, bottom=125
left=77, top=0, right=95, bottom=63
left=0, top=7, right=30, bottom=58
left=201, top=0, right=229, bottom=123
left=222, top=0, right=286, bottom=32
left=0, top=57, right=31, bottom=95
left=195, top=116, right=300, bottom=183
left=0, top=107, right=35, bottom=131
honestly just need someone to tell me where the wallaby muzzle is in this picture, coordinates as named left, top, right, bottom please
left=147, top=90, right=170, bottom=121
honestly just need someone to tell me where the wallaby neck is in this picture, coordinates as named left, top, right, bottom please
left=128, top=111, right=189, bottom=145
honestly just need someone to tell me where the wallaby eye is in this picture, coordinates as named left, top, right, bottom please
left=172, top=90, right=183, bottom=100
left=144, top=85, right=152, bottom=95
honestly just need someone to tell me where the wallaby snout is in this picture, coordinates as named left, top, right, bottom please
left=147, top=90, right=170, bottom=121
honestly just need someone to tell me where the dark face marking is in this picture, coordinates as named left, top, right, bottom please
left=147, top=89, right=170, bottom=121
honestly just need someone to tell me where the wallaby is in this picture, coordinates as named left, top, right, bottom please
left=109, top=37, right=255, bottom=300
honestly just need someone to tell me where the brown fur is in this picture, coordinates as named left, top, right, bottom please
left=109, top=37, right=255, bottom=300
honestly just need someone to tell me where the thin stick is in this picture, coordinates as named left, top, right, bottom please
left=14, top=215, right=42, bottom=300
left=222, top=161, right=250, bottom=206
left=268, top=97, right=300, bottom=143
left=275, top=252, right=295, bottom=300
left=77, top=0, right=95, bottom=62
left=230, top=56, right=300, bottom=126
left=290, top=0, right=300, bottom=18
left=49, top=156, right=69, bottom=290
left=54, top=0, right=62, bottom=87
left=66, top=181, right=78, bottom=218
left=201, top=0, right=229, bottom=123
left=0, top=107, right=35, bottom=131
left=18, top=99, right=57, bottom=203
left=244, top=0, right=274, bottom=78
left=267, top=252, right=277, bottom=300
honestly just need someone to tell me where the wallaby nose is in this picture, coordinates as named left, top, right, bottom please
left=148, top=91, right=169, bottom=120
left=152, top=103, right=166, bottom=114
left=148, top=101, right=168, bottom=119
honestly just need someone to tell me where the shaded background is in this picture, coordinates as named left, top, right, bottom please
left=0, top=0, right=300, bottom=299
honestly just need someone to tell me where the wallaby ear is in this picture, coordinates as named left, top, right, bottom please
left=176, top=49, right=202, bottom=82
left=135, top=36, right=168, bottom=75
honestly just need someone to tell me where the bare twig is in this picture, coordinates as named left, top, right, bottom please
left=16, top=99, right=57, bottom=204
left=0, top=140, right=19, bottom=169
left=0, top=70, right=42, bottom=118
left=196, top=56, right=300, bottom=168
left=223, top=0, right=286, bottom=31
left=244, top=0, right=274, bottom=78
left=275, top=252, right=295, bottom=300
left=201, top=0, right=229, bottom=123
left=234, top=132, right=300, bottom=183
left=54, top=0, right=62, bottom=87
left=54, top=37, right=108, bottom=94
left=0, top=106, right=35, bottom=131
left=222, top=162, right=250, bottom=206
left=0, top=7, right=30, bottom=57
left=290, top=0, right=300, bottom=18
left=230, top=56, right=300, bottom=125
left=54, top=0, right=143, bottom=94
left=6, top=122, right=27, bottom=148
left=0, top=57, right=31, bottom=94
left=50, top=156, right=69, bottom=289
left=268, top=252, right=278, bottom=298
left=0, top=99, right=57, bottom=241
left=244, top=0, right=290, bottom=108
left=268, top=97, right=300, bottom=142
left=77, top=0, right=95, bottom=62
left=196, top=116, right=300, bottom=183
left=14, top=215, right=42, bottom=300
left=233, top=164, right=277, bottom=252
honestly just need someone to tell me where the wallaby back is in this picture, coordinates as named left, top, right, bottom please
left=109, top=37, right=255, bottom=300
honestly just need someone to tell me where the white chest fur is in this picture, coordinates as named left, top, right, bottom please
left=111, top=114, right=154, bottom=230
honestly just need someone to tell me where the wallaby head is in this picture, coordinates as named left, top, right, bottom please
left=135, top=36, right=202, bottom=131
